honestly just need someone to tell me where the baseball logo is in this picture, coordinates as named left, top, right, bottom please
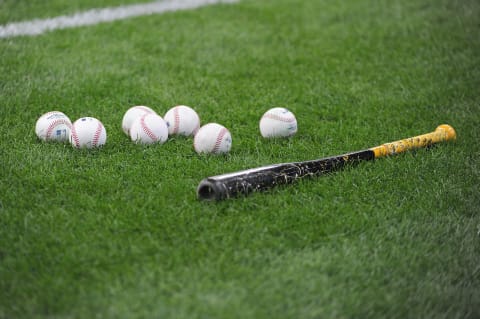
left=35, top=111, right=72, bottom=142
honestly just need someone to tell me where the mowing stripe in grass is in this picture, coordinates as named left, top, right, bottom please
left=0, top=0, right=238, bottom=38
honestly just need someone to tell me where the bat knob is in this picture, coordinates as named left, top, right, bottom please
left=435, top=124, right=456, bottom=141
left=197, top=179, right=227, bottom=201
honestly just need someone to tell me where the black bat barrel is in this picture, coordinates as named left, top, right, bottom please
left=197, top=150, right=374, bottom=200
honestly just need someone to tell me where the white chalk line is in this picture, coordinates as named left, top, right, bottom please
left=0, top=0, right=238, bottom=38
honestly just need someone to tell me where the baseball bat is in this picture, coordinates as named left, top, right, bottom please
left=197, top=124, right=456, bottom=201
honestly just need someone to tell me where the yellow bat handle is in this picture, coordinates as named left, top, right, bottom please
left=370, top=124, right=456, bottom=158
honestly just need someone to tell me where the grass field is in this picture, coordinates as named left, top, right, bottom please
left=1, top=0, right=479, bottom=318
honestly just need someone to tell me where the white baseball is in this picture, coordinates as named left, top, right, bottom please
left=194, top=123, right=232, bottom=154
left=70, top=117, right=107, bottom=149
left=130, top=113, right=168, bottom=145
left=122, top=105, right=156, bottom=136
left=259, top=107, right=297, bottom=138
left=35, top=111, right=72, bottom=142
left=164, top=105, right=200, bottom=136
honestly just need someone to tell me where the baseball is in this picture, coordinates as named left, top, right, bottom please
left=259, top=107, right=297, bottom=138
left=70, top=117, right=107, bottom=149
left=194, top=123, right=232, bottom=154
left=164, top=105, right=200, bottom=136
left=130, top=113, right=168, bottom=145
left=35, top=111, right=72, bottom=142
left=122, top=105, right=156, bottom=136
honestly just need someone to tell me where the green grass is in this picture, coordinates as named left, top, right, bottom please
left=1, top=0, right=479, bottom=318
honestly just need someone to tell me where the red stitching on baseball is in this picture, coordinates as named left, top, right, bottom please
left=173, top=106, right=180, bottom=134
left=262, top=113, right=296, bottom=123
left=92, top=121, right=103, bottom=147
left=46, top=119, right=71, bottom=139
left=212, top=127, right=228, bottom=154
left=140, top=115, right=159, bottom=142
left=71, top=123, right=80, bottom=148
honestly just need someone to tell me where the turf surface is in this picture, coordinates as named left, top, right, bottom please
left=1, top=0, right=479, bottom=318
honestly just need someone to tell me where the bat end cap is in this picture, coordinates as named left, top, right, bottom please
left=436, top=124, right=456, bottom=141
left=197, top=179, right=225, bottom=201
